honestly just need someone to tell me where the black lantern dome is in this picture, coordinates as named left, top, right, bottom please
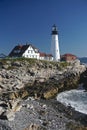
left=52, top=24, right=58, bottom=35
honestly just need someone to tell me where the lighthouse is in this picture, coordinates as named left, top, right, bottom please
left=51, top=25, right=60, bottom=61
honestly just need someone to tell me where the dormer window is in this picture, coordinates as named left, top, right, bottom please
left=14, top=50, right=20, bottom=53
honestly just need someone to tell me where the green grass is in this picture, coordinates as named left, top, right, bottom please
left=0, top=57, right=70, bottom=70
left=0, top=57, right=37, bottom=64
left=59, top=61, right=70, bottom=68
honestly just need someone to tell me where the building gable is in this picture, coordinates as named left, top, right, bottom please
left=23, top=45, right=39, bottom=58
left=9, top=44, right=39, bottom=58
left=9, top=44, right=40, bottom=59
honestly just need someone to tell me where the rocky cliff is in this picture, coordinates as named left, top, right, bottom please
left=0, top=58, right=86, bottom=122
left=0, top=58, right=86, bottom=99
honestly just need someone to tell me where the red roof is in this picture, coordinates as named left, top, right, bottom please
left=46, top=54, right=53, bottom=57
left=39, top=53, right=46, bottom=57
left=40, top=52, right=53, bottom=57
left=61, top=53, right=77, bottom=61
left=62, top=53, right=76, bottom=57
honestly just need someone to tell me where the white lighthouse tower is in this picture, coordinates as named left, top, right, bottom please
left=51, top=25, right=60, bottom=61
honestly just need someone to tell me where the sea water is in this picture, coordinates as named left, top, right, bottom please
left=57, top=89, right=87, bottom=114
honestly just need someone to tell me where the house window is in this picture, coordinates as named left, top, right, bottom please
left=32, top=55, right=34, bottom=58
left=31, top=50, right=33, bottom=53
left=28, top=50, right=30, bottom=53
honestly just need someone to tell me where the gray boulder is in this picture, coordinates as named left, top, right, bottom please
left=0, top=123, right=11, bottom=130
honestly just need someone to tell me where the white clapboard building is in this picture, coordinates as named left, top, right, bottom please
left=9, top=44, right=53, bottom=61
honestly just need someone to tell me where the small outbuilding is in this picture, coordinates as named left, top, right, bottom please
left=61, top=53, right=77, bottom=62
left=39, top=53, right=53, bottom=61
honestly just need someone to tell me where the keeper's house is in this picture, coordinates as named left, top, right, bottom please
left=9, top=44, right=53, bottom=61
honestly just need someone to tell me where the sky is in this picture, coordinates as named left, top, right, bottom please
left=0, top=0, right=87, bottom=57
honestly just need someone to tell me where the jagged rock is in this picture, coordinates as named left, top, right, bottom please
left=35, top=77, right=46, bottom=83
left=21, top=90, right=29, bottom=99
left=6, top=110, right=15, bottom=121
left=43, top=87, right=58, bottom=99
left=0, top=107, right=6, bottom=115
left=10, top=99, right=22, bottom=112
left=1, top=99, right=22, bottom=121
left=9, top=92, right=19, bottom=100
left=79, top=68, right=87, bottom=90
left=66, top=122, right=87, bottom=130
left=2, top=64, right=9, bottom=69
left=0, top=102, right=8, bottom=108
left=0, top=99, right=22, bottom=121
left=0, top=75, right=2, bottom=81
left=24, top=123, right=39, bottom=130
left=0, top=101, right=8, bottom=117
left=15, top=82, right=24, bottom=89
left=27, top=104, right=34, bottom=110
left=0, top=123, right=11, bottom=130
left=24, top=123, right=47, bottom=130
left=11, top=61, right=22, bottom=67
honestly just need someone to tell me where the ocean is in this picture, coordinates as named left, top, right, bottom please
left=57, top=89, right=87, bottom=114
left=79, top=57, right=87, bottom=64
left=57, top=58, right=87, bottom=115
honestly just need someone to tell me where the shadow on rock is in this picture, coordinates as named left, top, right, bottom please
left=0, top=122, right=11, bottom=130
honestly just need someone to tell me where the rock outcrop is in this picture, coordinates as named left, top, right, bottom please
left=0, top=58, right=86, bottom=121
left=79, top=68, right=87, bottom=90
